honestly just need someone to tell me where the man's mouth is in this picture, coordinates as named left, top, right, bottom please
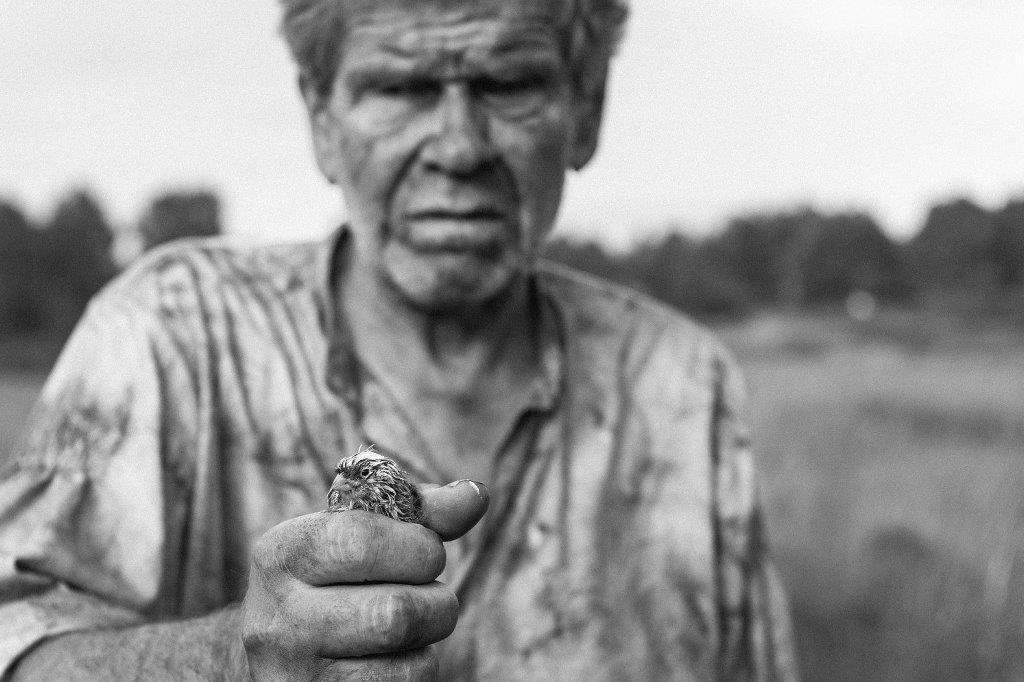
left=396, top=209, right=512, bottom=257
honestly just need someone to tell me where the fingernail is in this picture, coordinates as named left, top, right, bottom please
left=448, top=479, right=484, bottom=497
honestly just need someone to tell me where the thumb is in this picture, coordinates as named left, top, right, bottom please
left=418, top=480, right=490, bottom=542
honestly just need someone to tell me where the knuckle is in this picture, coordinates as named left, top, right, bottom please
left=252, top=518, right=305, bottom=574
left=325, top=515, right=446, bottom=582
left=443, top=586, right=459, bottom=614
left=241, top=591, right=296, bottom=648
left=436, top=587, right=460, bottom=638
left=240, top=619, right=268, bottom=652
left=369, top=591, right=417, bottom=650
left=251, top=529, right=279, bottom=572
left=326, top=513, right=384, bottom=578
left=241, top=618, right=287, bottom=660
left=412, top=526, right=447, bottom=578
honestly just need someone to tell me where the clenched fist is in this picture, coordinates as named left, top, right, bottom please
left=240, top=477, right=489, bottom=680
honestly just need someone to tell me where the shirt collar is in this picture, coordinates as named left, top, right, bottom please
left=522, top=279, right=563, bottom=412
left=315, top=225, right=563, bottom=417
left=313, top=224, right=348, bottom=340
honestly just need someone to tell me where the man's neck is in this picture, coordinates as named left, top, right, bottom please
left=333, top=252, right=551, bottom=482
left=338, top=257, right=535, bottom=397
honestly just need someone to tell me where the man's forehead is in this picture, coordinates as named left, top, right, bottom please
left=341, top=0, right=572, bottom=30
left=338, top=0, right=569, bottom=67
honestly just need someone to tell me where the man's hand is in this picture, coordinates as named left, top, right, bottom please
left=241, top=479, right=489, bottom=680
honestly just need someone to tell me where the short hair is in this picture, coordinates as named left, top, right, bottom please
left=278, top=0, right=629, bottom=96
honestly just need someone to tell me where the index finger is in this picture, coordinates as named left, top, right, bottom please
left=258, top=510, right=446, bottom=586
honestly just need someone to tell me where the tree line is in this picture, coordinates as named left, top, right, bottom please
left=1, top=189, right=1022, bottom=351
left=546, top=197, right=1024, bottom=319
left=0, top=190, right=220, bottom=342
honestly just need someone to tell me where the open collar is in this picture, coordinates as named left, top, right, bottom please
left=315, top=225, right=564, bottom=422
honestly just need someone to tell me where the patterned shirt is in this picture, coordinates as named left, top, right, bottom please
left=0, top=230, right=797, bottom=679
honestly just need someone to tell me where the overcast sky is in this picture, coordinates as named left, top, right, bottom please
left=3, top=0, right=1023, bottom=248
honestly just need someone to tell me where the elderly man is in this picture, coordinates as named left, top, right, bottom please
left=0, top=0, right=796, bottom=679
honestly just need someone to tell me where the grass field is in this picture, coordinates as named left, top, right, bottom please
left=719, top=311, right=1024, bottom=680
left=2, top=311, right=1022, bottom=679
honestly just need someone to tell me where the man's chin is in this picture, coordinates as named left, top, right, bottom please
left=382, top=248, right=521, bottom=313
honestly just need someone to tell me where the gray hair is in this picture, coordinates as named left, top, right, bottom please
left=278, top=0, right=629, bottom=96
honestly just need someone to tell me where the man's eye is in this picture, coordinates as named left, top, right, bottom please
left=372, top=80, right=440, bottom=100
left=479, top=76, right=546, bottom=96
left=475, top=75, right=554, bottom=118
left=359, top=467, right=371, bottom=478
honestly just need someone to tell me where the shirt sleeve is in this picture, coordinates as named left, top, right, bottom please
left=711, top=350, right=799, bottom=681
left=0, top=293, right=170, bottom=675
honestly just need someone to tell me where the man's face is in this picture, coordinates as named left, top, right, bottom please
left=307, top=0, right=600, bottom=310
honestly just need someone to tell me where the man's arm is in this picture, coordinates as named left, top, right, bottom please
left=10, top=608, right=247, bottom=680
left=0, top=293, right=178, bottom=676
left=7, top=482, right=487, bottom=680
left=0, top=271, right=489, bottom=679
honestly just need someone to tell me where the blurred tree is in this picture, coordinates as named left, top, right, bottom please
left=544, top=236, right=626, bottom=284
left=139, top=190, right=221, bottom=251
left=715, top=214, right=784, bottom=303
left=801, top=212, right=912, bottom=304
left=907, top=198, right=999, bottom=297
left=992, top=198, right=1024, bottom=290
left=544, top=232, right=750, bottom=318
left=41, top=190, right=118, bottom=333
left=624, top=232, right=751, bottom=316
left=0, top=200, right=45, bottom=333
left=717, top=209, right=821, bottom=307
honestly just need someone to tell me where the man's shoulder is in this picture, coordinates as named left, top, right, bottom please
left=103, top=236, right=323, bottom=310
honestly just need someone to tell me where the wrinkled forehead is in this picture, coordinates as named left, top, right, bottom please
left=340, top=0, right=573, bottom=48
left=336, top=0, right=572, bottom=73
left=341, top=0, right=573, bottom=25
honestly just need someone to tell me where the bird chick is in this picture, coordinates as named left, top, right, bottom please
left=327, top=449, right=423, bottom=523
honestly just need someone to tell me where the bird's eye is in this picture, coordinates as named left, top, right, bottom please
left=359, top=467, right=371, bottom=478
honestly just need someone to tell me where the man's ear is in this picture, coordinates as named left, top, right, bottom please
left=299, top=74, right=342, bottom=185
left=570, top=69, right=608, bottom=171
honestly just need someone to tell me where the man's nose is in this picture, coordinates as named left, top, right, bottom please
left=421, top=83, right=496, bottom=175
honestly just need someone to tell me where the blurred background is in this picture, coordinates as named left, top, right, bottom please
left=2, top=1, right=1023, bottom=679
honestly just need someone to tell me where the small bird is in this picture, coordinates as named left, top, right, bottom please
left=327, top=448, right=423, bottom=523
